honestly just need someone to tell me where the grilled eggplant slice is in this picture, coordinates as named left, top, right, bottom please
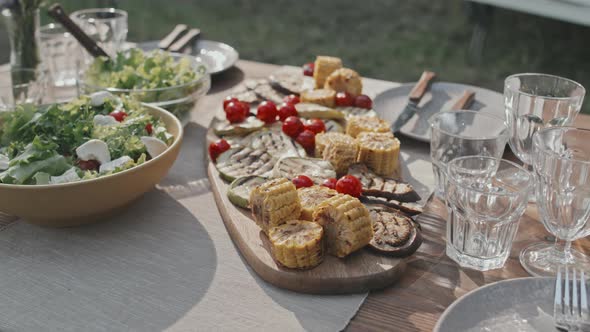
left=273, top=157, right=336, bottom=184
left=216, top=147, right=276, bottom=182
left=294, top=103, right=345, bottom=120
left=269, top=66, right=303, bottom=95
left=348, top=163, right=421, bottom=202
left=227, top=176, right=267, bottom=209
left=367, top=205, right=422, bottom=257
left=360, top=195, right=423, bottom=216
left=246, top=130, right=306, bottom=158
left=213, top=117, right=265, bottom=137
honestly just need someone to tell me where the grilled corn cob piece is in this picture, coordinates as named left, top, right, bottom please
left=356, top=132, right=401, bottom=177
left=269, top=220, right=324, bottom=269
left=250, top=178, right=302, bottom=234
left=345, top=116, right=390, bottom=138
left=300, top=89, right=336, bottom=108
left=297, top=185, right=339, bottom=221
left=314, top=132, right=355, bottom=158
left=312, top=194, right=373, bottom=257
left=313, top=56, right=343, bottom=88
left=324, top=68, right=363, bottom=96
left=322, top=139, right=359, bottom=176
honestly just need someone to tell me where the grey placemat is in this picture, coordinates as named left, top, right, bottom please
left=0, top=76, right=433, bottom=332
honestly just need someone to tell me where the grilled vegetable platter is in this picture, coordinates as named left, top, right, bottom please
left=207, top=56, right=425, bottom=294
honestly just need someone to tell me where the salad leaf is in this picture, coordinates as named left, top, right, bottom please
left=9, top=136, right=59, bottom=167
left=0, top=154, right=70, bottom=184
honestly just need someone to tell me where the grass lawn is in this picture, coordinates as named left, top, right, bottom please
left=2, top=0, right=589, bottom=112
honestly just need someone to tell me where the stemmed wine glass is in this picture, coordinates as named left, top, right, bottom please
left=504, top=74, right=585, bottom=275
left=520, top=127, right=590, bottom=276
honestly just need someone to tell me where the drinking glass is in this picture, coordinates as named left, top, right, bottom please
left=446, top=156, right=532, bottom=271
left=504, top=73, right=585, bottom=195
left=0, top=67, right=46, bottom=111
left=429, top=110, right=509, bottom=197
left=39, top=23, right=81, bottom=88
left=71, top=8, right=128, bottom=61
left=520, top=127, right=590, bottom=276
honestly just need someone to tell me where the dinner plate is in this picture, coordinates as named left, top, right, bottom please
left=434, top=277, right=561, bottom=332
left=373, top=82, right=504, bottom=143
left=141, top=39, right=239, bottom=75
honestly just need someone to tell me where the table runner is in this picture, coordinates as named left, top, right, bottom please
left=0, top=69, right=434, bottom=331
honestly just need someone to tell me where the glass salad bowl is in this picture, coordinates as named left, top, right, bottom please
left=78, top=49, right=211, bottom=125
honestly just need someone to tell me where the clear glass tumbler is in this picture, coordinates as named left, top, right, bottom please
left=70, top=8, right=128, bottom=61
left=0, top=67, right=46, bottom=111
left=520, top=127, right=590, bottom=276
left=430, top=110, right=509, bottom=197
left=446, top=156, right=533, bottom=271
left=39, top=23, right=81, bottom=88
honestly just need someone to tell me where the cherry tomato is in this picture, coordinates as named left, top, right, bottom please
left=304, top=118, right=326, bottom=134
left=354, top=94, right=373, bottom=109
left=292, top=175, right=314, bottom=189
left=277, top=103, right=298, bottom=121
left=145, top=123, right=153, bottom=135
left=335, top=91, right=355, bottom=107
left=256, top=101, right=278, bottom=124
left=335, top=175, right=363, bottom=197
left=321, top=178, right=337, bottom=190
left=77, top=159, right=100, bottom=171
left=303, top=62, right=314, bottom=76
left=109, top=110, right=128, bottom=122
left=223, top=96, right=239, bottom=111
left=282, top=116, right=304, bottom=138
left=283, top=94, right=300, bottom=105
left=296, top=129, right=316, bottom=153
left=225, top=101, right=248, bottom=123
left=208, top=139, right=231, bottom=162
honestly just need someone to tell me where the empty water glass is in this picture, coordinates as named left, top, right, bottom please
left=39, top=23, right=81, bottom=88
left=445, top=156, right=532, bottom=271
left=71, top=8, right=128, bottom=62
left=0, top=67, right=46, bottom=111
left=520, top=127, right=590, bottom=277
left=429, top=110, right=509, bottom=197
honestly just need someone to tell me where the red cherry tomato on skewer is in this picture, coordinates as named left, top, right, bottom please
left=292, top=175, right=314, bottom=189
left=335, top=92, right=355, bottom=107
left=336, top=175, right=363, bottom=197
left=354, top=95, right=373, bottom=109
left=277, top=103, right=298, bottom=121
left=282, top=116, right=304, bottom=138
left=223, top=96, right=239, bottom=111
left=304, top=118, right=326, bottom=134
left=321, top=178, right=337, bottom=190
left=256, top=101, right=278, bottom=124
left=225, top=101, right=248, bottom=123
left=283, top=94, right=300, bottom=105
left=208, top=139, right=231, bottom=162
left=303, top=62, right=314, bottom=76
left=296, top=129, right=316, bottom=153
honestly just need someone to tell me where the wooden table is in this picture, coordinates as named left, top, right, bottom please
left=204, top=60, right=590, bottom=332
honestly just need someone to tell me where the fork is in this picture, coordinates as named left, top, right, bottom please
left=554, top=266, right=590, bottom=331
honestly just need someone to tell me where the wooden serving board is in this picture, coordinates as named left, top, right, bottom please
left=207, top=161, right=407, bottom=294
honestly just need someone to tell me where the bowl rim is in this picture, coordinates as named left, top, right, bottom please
left=0, top=103, right=183, bottom=190
left=79, top=51, right=211, bottom=94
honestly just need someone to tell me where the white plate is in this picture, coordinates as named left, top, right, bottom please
left=141, top=39, right=239, bottom=75
left=373, top=82, right=504, bottom=143
left=435, top=277, right=562, bottom=332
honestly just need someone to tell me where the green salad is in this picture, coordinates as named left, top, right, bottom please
left=85, top=48, right=199, bottom=90
left=82, top=49, right=209, bottom=120
left=0, top=92, right=174, bottom=185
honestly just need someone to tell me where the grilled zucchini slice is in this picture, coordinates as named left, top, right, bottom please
left=216, top=147, right=276, bottom=182
left=246, top=130, right=306, bottom=158
left=227, top=176, right=267, bottom=209
left=273, top=157, right=336, bottom=184
left=213, top=117, right=265, bottom=136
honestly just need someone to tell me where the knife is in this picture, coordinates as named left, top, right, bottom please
left=168, top=28, right=201, bottom=53
left=390, top=70, right=436, bottom=132
left=158, top=24, right=189, bottom=50
left=449, top=90, right=475, bottom=110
